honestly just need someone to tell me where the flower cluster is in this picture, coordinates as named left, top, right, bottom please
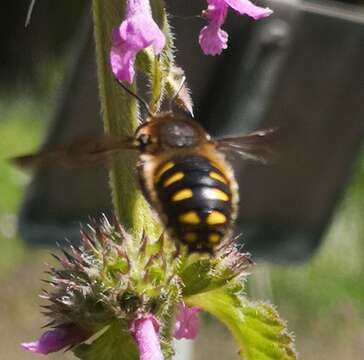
left=22, top=217, right=252, bottom=359
left=111, top=0, right=272, bottom=83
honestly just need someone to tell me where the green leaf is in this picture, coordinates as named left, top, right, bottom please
left=186, top=286, right=297, bottom=360
left=73, top=322, right=138, bottom=360
left=179, top=258, right=224, bottom=295
left=179, top=254, right=246, bottom=296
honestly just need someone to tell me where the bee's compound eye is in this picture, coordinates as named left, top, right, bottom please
left=137, top=134, right=151, bottom=148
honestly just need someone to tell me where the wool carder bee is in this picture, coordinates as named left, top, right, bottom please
left=13, top=88, right=273, bottom=254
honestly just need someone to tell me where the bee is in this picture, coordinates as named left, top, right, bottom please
left=13, top=83, right=274, bottom=254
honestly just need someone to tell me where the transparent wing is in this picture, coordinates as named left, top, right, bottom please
left=216, top=128, right=277, bottom=164
left=10, top=135, right=134, bottom=169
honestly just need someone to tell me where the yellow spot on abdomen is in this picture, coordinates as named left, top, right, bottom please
left=163, top=172, right=184, bottom=187
left=209, top=233, right=221, bottom=244
left=184, top=232, right=198, bottom=243
left=155, top=162, right=174, bottom=183
left=179, top=211, right=200, bottom=224
left=172, top=189, right=193, bottom=202
left=206, top=211, right=227, bottom=225
left=209, top=171, right=228, bottom=184
left=203, top=188, right=229, bottom=201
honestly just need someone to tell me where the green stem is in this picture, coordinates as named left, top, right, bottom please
left=91, top=0, right=158, bottom=240
left=149, top=0, right=170, bottom=112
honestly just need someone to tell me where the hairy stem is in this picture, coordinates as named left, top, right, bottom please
left=92, top=0, right=158, bottom=240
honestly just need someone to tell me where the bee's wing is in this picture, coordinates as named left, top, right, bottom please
left=215, top=128, right=277, bottom=164
left=11, top=135, right=135, bottom=169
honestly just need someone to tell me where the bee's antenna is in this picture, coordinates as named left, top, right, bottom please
left=169, top=76, right=187, bottom=111
left=115, top=79, right=154, bottom=117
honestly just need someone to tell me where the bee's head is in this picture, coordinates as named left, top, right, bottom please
left=133, top=112, right=210, bottom=154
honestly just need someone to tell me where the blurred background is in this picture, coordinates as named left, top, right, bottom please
left=1, top=0, right=364, bottom=359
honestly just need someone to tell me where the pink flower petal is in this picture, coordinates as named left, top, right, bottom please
left=110, top=0, right=166, bottom=84
left=130, top=314, right=164, bottom=360
left=225, top=0, right=273, bottom=20
left=199, top=0, right=228, bottom=55
left=173, top=303, right=201, bottom=340
left=21, top=324, right=89, bottom=355
left=199, top=24, right=228, bottom=56
left=199, top=0, right=273, bottom=55
left=119, top=13, right=165, bottom=53
left=110, top=42, right=136, bottom=84
left=204, top=0, right=229, bottom=25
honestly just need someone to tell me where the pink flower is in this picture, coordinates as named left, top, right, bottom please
left=173, top=303, right=201, bottom=340
left=130, top=314, right=164, bottom=360
left=21, top=324, right=90, bottom=355
left=199, top=0, right=273, bottom=55
left=110, top=0, right=166, bottom=83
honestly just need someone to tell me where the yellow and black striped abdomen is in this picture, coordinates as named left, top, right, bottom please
left=154, top=155, right=235, bottom=253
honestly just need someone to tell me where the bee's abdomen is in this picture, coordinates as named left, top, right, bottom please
left=154, top=155, right=234, bottom=252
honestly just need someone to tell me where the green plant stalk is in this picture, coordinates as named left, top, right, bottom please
left=150, top=0, right=175, bottom=111
left=92, top=0, right=158, bottom=241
